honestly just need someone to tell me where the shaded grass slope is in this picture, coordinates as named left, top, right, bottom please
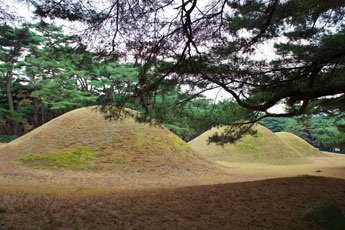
left=0, top=107, right=211, bottom=173
left=188, top=124, right=307, bottom=164
left=0, top=176, right=344, bottom=230
left=276, top=132, right=324, bottom=156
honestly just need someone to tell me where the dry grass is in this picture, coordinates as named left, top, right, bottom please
left=0, top=152, right=344, bottom=230
left=0, top=152, right=344, bottom=192
left=215, top=152, right=345, bottom=180
left=1, top=109, right=345, bottom=229
left=0, top=162, right=238, bottom=191
left=0, top=176, right=345, bottom=230
left=189, top=124, right=307, bottom=165
left=0, top=107, right=214, bottom=174
left=276, top=132, right=324, bottom=156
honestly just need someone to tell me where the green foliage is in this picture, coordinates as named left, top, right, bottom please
left=0, top=23, right=43, bottom=135
left=260, top=115, right=345, bottom=151
left=0, top=135, right=17, bottom=143
left=91, top=61, right=139, bottom=106
left=303, top=202, right=345, bottom=230
left=137, top=88, right=255, bottom=142
left=16, top=146, right=99, bottom=170
left=11, top=0, right=345, bottom=146
left=0, top=12, right=343, bottom=148
left=24, top=24, right=99, bottom=112
left=0, top=22, right=140, bottom=135
left=30, top=78, right=97, bottom=110
left=0, top=108, right=27, bottom=124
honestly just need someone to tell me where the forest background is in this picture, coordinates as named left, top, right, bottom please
left=0, top=22, right=343, bottom=153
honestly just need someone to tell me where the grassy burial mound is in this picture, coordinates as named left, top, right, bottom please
left=0, top=107, right=211, bottom=173
left=276, top=132, right=324, bottom=157
left=189, top=124, right=307, bottom=165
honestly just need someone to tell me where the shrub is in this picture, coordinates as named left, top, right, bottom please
left=303, top=202, right=345, bottom=230
left=0, top=135, right=17, bottom=143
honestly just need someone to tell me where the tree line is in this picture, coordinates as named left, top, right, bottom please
left=0, top=22, right=132, bottom=136
left=259, top=116, right=345, bottom=152
left=0, top=21, right=343, bottom=152
left=7, top=0, right=343, bottom=145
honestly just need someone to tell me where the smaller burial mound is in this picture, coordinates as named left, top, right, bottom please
left=188, top=124, right=307, bottom=165
left=0, top=107, right=213, bottom=173
left=276, top=132, right=324, bottom=157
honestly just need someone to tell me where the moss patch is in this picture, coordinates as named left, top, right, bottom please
left=16, top=146, right=99, bottom=170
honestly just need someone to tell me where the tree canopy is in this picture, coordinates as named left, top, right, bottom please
left=3, top=0, right=345, bottom=143
left=259, top=116, right=345, bottom=152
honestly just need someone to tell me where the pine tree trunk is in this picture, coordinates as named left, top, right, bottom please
left=40, top=101, right=45, bottom=124
left=33, top=97, right=40, bottom=127
left=3, top=124, right=10, bottom=136
left=6, top=71, right=14, bottom=112
left=6, top=71, right=17, bottom=136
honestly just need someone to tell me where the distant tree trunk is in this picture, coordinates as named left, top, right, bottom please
left=40, top=101, right=45, bottom=124
left=3, top=123, right=10, bottom=136
left=15, top=123, right=23, bottom=136
left=6, top=71, right=17, bottom=136
left=6, top=71, right=14, bottom=112
left=32, top=97, right=40, bottom=127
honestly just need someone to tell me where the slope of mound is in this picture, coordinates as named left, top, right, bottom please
left=188, top=124, right=307, bottom=165
left=276, top=132, right=324, bottom=156
left=0, top=107, right=212, bottom=173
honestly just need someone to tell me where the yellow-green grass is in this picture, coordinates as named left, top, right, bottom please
left=188, top=124, right=307, bottom=165
left=0, top=142, right=5, bottom=146
left=276, top=132, right=324, bottom=156
left=16, top=146, right=101, bottom=170
left=0, top=107, right=213, bottom=174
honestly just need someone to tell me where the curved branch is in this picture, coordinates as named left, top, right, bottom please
left=201, top=69, right=345, bottom=112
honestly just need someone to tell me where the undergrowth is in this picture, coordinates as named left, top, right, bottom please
left=0, top=135, right=17, bottom=143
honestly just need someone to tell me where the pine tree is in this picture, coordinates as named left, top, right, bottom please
left=24, top=22, right=98, bottom=124
left=0, top=24, right=42, bottom=135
